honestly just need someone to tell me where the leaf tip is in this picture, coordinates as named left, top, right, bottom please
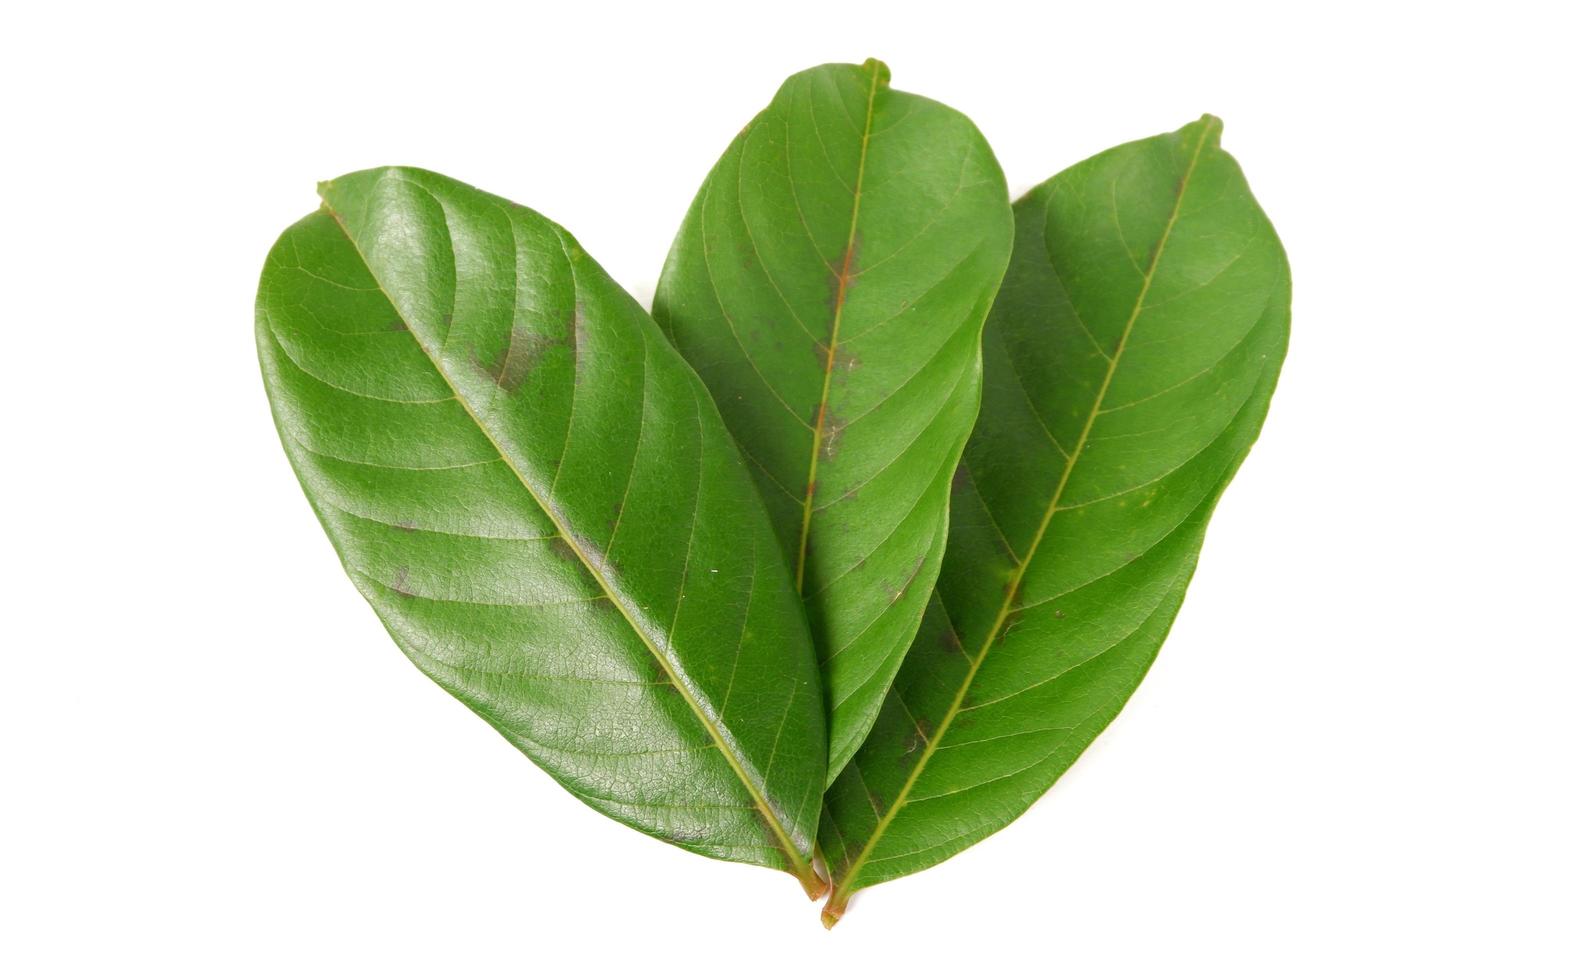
left=860, top=58, right=891, bottom=88
left=1193, top=113, right=1225, bottom=147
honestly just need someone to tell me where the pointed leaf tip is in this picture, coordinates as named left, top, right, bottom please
left=1195, top=113, right=1225, bottom=146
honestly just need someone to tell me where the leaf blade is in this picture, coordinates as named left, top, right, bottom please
left=258, top=169, right=828, bottom=893
left=655, top=61, right=1013, bottom=782
left=819, top=117, right=1291, bottom=917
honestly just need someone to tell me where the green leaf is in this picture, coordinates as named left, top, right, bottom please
left=654, top=60, right=1013, bottom=783
left=256, top=168, right=828, bottom=896
left=818, top=116, right=1291, bottom=922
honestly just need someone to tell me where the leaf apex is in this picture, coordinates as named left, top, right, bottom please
left=860, top=58, right=891, bottom=88
left=1194, top=113, right=1225, bottom=146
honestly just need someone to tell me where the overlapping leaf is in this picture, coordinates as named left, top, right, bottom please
left=655, top=60, right=1013, bottom=783
left=818, top=117, right=1291, bottom=922
left=256, top=168, right=828, bottom=895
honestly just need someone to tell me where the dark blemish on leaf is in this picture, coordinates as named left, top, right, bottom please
left=442, top=312, right=454, bottom=328
left=811, top=339, right=830, bottom=371
left=472, top=323, right=562, bottom=394
left=820, top=412, right=847, bottom=461
left=825, top=234, right=863, bottom=325
left=547, top=536, right=579, bottom=564
left=391, top=566, right=414, bottom=597
left=887, top=553, right=928, bottom=607
left=951, top=464, right=969, bottom=493
left=902, top=716, right=933, bottom=756
left=866, top=787, right=886, bottom=813
left=940, top=629, right=963, bottom=653
left=569, top=532, right=608, bottom=573
left=385, top=317, right=408, bottom=333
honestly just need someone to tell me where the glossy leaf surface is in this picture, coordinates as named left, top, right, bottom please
left=819, top=117, right=1291, bottom=920
left=655, top=61, right=1013, bottom=782
left=257, top=168, right=827, bottom=894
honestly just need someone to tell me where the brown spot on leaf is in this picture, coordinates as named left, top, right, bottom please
left=825, top=235, right=863, bottom=323
left=903, top=719, right=932, bottom=756
left=999, top=605, right=1025, bottom=640
left=472, top=304, right=582, bottom=393
left=951, top=464, right=969, bottom=493
left=820, top=413, right=847, bottom=461
left=811, top=339, right=831, bottom=371
left=939, top=629, right=963, bottom=653
left=391, top=566, right=414, bottom=597
left=472, top=324, right=561, bottom=393
left=385, top=317, right=408, bottom=333
left=887, top=553, right=928, bottom=607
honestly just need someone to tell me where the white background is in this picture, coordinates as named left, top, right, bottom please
left=3, top=1, right=1575, bottom=975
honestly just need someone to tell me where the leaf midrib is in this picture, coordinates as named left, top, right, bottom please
left=794, top=64, right=883, bottom=594
left=826, top=121, right=1217, bottom=909
left=318, top=195, right=820, bottom=890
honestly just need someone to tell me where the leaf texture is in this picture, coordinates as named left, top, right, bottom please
left=654, top=60, right=1013, bottom=783
left=256, top=168, right=828, bottom=895
left=818, top=117, right=1291, bottom=920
